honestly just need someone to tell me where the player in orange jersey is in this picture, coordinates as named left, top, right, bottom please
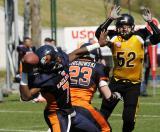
left=19, top=32, right=111, bottom=132
left=69, top=43, right=121, bottom=132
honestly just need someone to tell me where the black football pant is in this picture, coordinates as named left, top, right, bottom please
left=100, top=77, right=140, bottom=132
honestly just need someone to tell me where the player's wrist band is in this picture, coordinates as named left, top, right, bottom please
left=99, top=80, right=108, bottom=87
left=86, top=43, right=100, bottom=52
left=20, top=72, right=28, bottom=85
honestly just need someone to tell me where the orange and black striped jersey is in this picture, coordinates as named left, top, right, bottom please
left=28, top=68, right=72, bottom=112
left=69, top=58, right=109, bottom=104
left=28, top=49, right=73, bottom=113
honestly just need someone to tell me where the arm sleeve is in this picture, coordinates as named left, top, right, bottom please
left=28, top=73, right=57, bottom=88
left=147, top=21, right=160, bottom=44
left=148, top=21, right=160, bottom=35
left=135, top=28, right=160, bottom=45
left=95, top=18, right=113, bottom=40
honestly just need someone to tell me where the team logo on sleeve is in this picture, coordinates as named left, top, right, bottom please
left=115, top=42, right=121, bottom=47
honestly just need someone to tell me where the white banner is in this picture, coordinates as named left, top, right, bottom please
left=63, top=25, right=148, bottom=56
left=64, top=26, right=112, bottom=55
left=64, top=26, right=97, bottom=52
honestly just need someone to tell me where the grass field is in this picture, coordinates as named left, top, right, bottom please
left=0, top=86, right=160, bottom=132
left=0, top=0, right=145, bottom=27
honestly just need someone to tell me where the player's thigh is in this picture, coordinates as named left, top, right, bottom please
left=74, top=105, right=111, bottom=132
left=72, top=112, right=100, bottom=132
left=123, top=83, right=140, bottom=121
left=123, top=83, right=140, bottom=106
left=44, top=110, right=68, bottom=132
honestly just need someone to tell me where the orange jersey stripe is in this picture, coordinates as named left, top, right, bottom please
left=41, top=92, right=58, bottom=112
left=73, top=101, right=110, bottom=132
left=48, top=113, right=61, bottom=132
left=70, top=87, right=95, bottom=104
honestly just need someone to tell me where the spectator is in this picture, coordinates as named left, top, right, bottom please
left=44, top=37, right=51, bottom=45
left=140, top=46, right=150, bottom=96
left=50, top=38, right=56, bottom=46
left=15, top=37, right=35, bottom=82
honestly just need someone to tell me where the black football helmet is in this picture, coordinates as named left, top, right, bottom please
left=115, top=14, right=135, bottom=39
left=36, top=45, right=62, bottom=72
left=80, top=43, right=101, bottom=61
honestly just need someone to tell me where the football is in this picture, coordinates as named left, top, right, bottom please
left=23, top=51, right=39, bottom=65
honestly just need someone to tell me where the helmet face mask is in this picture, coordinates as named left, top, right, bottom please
left=36, top=45, right=62, bottom=73
left=40, top=54, right=52, bottom=65
left=116, top=24, right=133, bottom=38
left=116, top=14, right=135, bottom=39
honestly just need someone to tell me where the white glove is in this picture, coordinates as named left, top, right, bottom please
left=142, top=8, right=152, bottom=22
left=109, top=5, right=121, bottom=20
left=112, top=92, right=123, bottom=101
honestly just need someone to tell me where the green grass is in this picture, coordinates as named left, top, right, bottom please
left=92, top=87, right=160, bottom=132
left=0, top=87, right=160, bottom=132
left=0, top=0, right=145, bottom=27
left=0, top=94, right=47, bottom=132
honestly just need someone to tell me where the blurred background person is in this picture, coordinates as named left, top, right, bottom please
left=140, top=46, right=151, bottom=96
left=50, top=38, right=56, bottom=46
left=44, top=37, right=51, bottom=45
left=15, top=37, right=36, bottom=82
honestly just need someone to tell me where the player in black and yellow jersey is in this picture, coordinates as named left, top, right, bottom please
left=19, top=32, right=110, bottom=132
left=95, top=5, right=160, bottom=132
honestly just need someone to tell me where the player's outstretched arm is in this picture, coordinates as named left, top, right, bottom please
left=20, top=82, right=40, bottom=101
left=142, top=8, right=160, bottom=36
left=95, top=5, right=121, bottom=39
left=68, top=31, right=110, bottom=62
left=19, top=60, right=40, bottom=101
left=101, top=5, right=121, bottom=28
left=99, top=81, right=122, bottom=101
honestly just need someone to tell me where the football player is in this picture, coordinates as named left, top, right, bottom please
left=69, top=43, right=121, bottom=132
left=95, top=5, right=160, bottom=132
left=19, top=32, right=110, bottom=132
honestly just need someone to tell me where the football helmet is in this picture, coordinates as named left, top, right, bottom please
left=36, top=45, right=61, bottom=72
left=115, top=14, right=135, bottom=39
left=80, top=43, right=101, bottom=61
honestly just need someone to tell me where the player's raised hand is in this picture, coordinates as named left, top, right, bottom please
left=109, top=5, right=121, bottom=20
left=142, top=7, right=152, bottom=22
left=98, top=30, right=110, bottom=47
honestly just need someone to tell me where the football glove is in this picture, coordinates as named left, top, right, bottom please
left=110, top=5, right=121, bottom=20
left=142, top=7, right=152, bottom=22
left=111, top=92, right=123, bottom=101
